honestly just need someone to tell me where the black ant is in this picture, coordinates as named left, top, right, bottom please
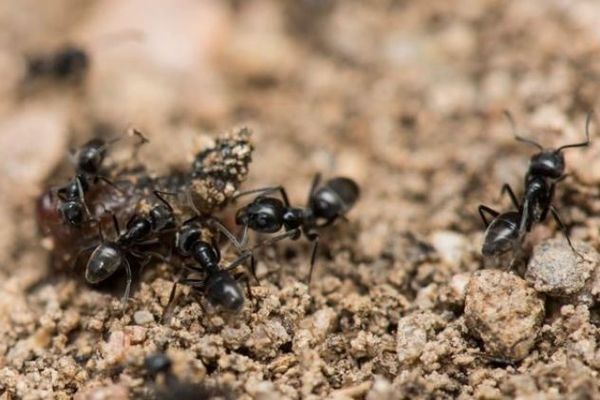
left=503, top=111, right=592, bottom=255
left=233, top=174, right=360, bottom=283
left=56, top=130, right=149, bottom=227
left=23, top=31, right=143, bottom=87
left=170, top=218, right=256, bottom=313
left=83, top=191, right=175, bottom=302
left=26, top=45, right=89, bottom=83
left=144, top=353, right=234, bottom=400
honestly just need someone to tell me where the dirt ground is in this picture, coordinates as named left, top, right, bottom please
left=1, top=0, right=600, bottom=399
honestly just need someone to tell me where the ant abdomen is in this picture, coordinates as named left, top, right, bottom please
left=205, top=271, right=245, bottom=312
left=85, top=243, right=124, bottom=284
left=482, top=211, right=521, bottom=257
left=311, top=177, right=360, bottom=220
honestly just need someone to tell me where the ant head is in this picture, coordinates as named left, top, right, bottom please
left=235, top=197, right=285, bottom=233
left=77, top=139, right=107, bottom=175
left=60, top=201, right=85, bottom=226
left=85, top=243, right=123, bottom=284
left=506, top=110, right=592, bottom=180
left=54, top=46, right=89, bottom=79
left=205, top=271, right=244, bottom=312
left=310, top=177, right=360, bottom=220
left=528, top=150, right=565, bottom=179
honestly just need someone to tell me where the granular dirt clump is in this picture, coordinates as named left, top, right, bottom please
left=526, top=237, right=599, bottom=299
left=465, top=270, right=544, bottom=361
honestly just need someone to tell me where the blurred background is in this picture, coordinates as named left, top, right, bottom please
left=1, top=0, right=600, bottom=397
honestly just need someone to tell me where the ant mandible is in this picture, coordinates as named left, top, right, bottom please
left=84, top=191, right=175, bottom=302
left=172, top=218, right=256, bottom=312
left=233, top=173, right=360, bottom=283
left=504, top=111, right=592, bottom=254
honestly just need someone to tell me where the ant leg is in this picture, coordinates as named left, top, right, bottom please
left=121, top=258, right=133, bottom=304
left=233, top=186, right=290, bottom=207
left=306, top=173, right=322, bottom=206
left=222, top=251, right=253, bottom=272
left=251, top=228, right=302, bottom=251
left=503, top=110, right=543, bottom=150
left=500, top=183, right=520, bottom=209
left=556, top=111, right=593, bottom=152
left=153, top=190, right=178, bottom=212
left=161, top=279, right=179, bottom=323
left=540, top=184, right=555, bottom=221
left=478, top=205, right=499, bottom=227
left=110, top=212, right=121, bottom=236
left=95, top=176, right=124, bottom=194
left=72, top=242, right=100, bottom=268
left=180, top=278, right=207, bottom=288
left=244, top=278, right=256, bottom=310
left=550, top=205, right=583, bottom=258
left=207, top=217, right=247, bottom=253
left=74, top=176, right=93, bottom=219
left=306, top=233, right=320, bottom=286
left=239, top=224, right=249, bottom=248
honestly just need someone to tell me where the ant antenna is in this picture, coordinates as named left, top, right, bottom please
left=556, top=111, right=593, bottom=152
left=503, top=110, right=543, bottom=151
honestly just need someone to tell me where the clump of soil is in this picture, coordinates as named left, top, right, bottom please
left=1, top=1, right=600, bottom=399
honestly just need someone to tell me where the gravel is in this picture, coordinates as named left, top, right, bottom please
left=465, top=270, right=545, bottom=361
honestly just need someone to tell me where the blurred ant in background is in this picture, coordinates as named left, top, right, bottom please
left=144, top=353, right=234, bottom=400
left=503, top=111, right=592, bottom=255
left=83, top=190, right=175, bottom=302
left=25, top=45, right=89, bottom=83
left=233, top=174, right=360, bottom=283
left=21, top=30, right=143, bottom=91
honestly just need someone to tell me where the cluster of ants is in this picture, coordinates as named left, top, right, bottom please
left=478, top=111, right=593, bottom=266
left=37, top=128, right=360, bottom=313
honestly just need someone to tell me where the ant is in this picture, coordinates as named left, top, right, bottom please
left=144, top=353, right=234, bottom=400
left=26, top=45, right=89, bottom=83
left=169, top=218, right=256, bottom=313
left=22, top=31, right=143, bottom=87
left=503, top=111, right=592, bottom=255
left=83, top=191, right=175, bottom=302
left=56, top=130, right=149, bottom=227
left=233, top=174, right=360, bottom=283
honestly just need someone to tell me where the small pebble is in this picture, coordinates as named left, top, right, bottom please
left=396, top=311, right=445, bottom=366
left=526, top=238, right=598, bottom=297
left=133, top=310, right=154, bottom=325
left=465, top=270, right=544, bottom=361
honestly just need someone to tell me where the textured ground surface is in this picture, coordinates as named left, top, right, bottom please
left=1, top=1, right=600, bottom=399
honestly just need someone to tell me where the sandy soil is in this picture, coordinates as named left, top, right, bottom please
left=1, top=0, right=600, bottom=399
